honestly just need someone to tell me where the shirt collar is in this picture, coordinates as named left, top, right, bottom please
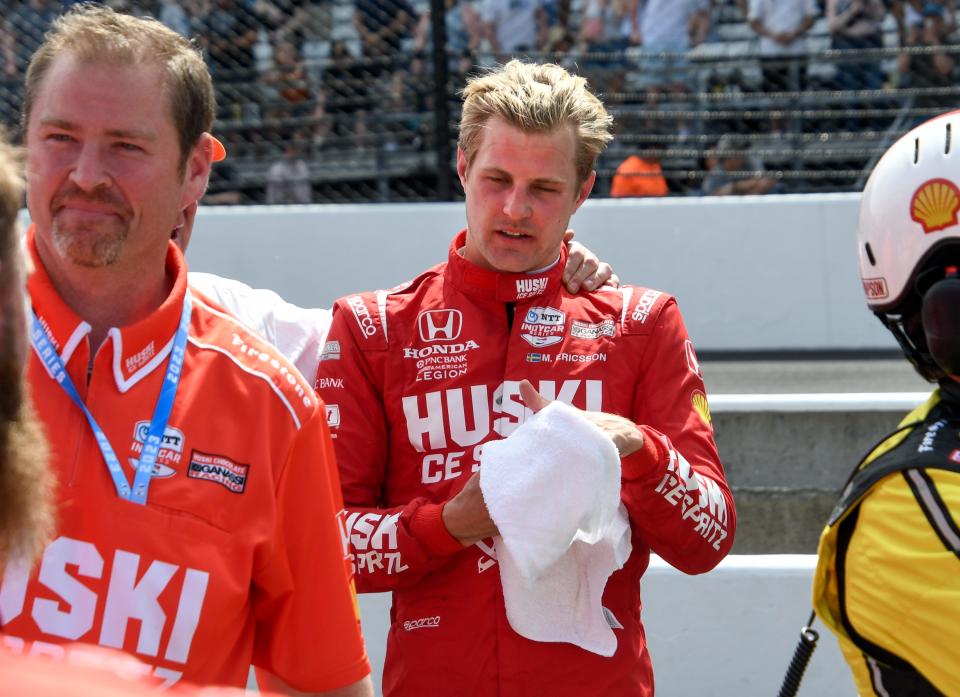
left=27, top=225, right=190, bottom=393
left=444, top=229, right=566, bottom=303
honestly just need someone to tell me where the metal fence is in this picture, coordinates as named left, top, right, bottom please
left=2, top=0, right=959, bottom=203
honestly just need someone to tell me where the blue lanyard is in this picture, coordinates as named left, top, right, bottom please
left=30, top=291, right=192, bottom=505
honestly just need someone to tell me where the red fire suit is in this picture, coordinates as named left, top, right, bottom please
left=316, top=231, right=736, bottom=697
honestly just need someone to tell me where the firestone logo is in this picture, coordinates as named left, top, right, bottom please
left=347, top=295, right=377, bottom=337
left=417, top=309, right=462, bottom=342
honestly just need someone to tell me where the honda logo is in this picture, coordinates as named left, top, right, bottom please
left=418, top=310, right=463, bottom=342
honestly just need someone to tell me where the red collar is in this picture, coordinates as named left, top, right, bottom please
left=27, top=225, right=190, bottom=393
left=444, top=229, right=566, bottom=303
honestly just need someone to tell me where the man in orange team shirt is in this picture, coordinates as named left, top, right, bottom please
left=0, top=7, right=372, bottom=695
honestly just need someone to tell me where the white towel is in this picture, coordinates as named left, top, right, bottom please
left=479, top=400, right=633, bottom=656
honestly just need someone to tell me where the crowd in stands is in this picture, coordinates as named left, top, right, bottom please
left=1, top=0, right=958, bottom=202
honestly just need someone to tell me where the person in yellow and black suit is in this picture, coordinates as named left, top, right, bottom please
left=812, top=112, right=960, bottom=696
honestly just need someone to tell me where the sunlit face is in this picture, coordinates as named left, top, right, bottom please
left=458, top=115, right=594, bottom=274
left=25, top=52, right=210, bottom=278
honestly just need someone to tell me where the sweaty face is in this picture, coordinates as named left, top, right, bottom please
left=458, top=115, right=594, bottom=274
left=25, top=53, right=200, bottom=277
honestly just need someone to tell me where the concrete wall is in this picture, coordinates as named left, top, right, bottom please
left=358, top=555, right=857, bottom=697
left=184, top=193, right=897, bottom=353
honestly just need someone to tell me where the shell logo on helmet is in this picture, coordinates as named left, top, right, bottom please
left=910, top=178, right=960, bottom=234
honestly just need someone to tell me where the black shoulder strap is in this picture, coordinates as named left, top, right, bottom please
left=828, top=417, right=960, bottom=525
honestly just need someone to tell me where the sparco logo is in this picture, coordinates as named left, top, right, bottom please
left=516, top=277, right=548, bottom=299
left=418, top=309, right=462, bottom=342
left=403, top=616, right=441, bottom=631
left=631, top=289, right=662, bottom=323
left=347, top=295, right=377, bottom=337
left=404, top=340, right=479, bottom=359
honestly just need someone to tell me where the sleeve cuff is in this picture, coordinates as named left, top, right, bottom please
left=409, top=502, right=466, bottom=556
left=621, top=426, right=668, bottom=481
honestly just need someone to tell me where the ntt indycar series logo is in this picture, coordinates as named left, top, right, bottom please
left=520, top=307, right=565, bottom=348
left=128, top=421, right=184, bottom=478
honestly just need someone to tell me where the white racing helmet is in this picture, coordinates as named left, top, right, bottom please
left=858, top=111, right=960, bottom=313
left=858, top=111, right=960, bottom=379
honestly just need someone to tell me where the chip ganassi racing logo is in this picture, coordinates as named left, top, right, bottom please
left=187, top=450, right=249, bottom=494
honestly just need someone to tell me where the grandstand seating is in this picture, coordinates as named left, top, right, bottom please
left=2, top=1, right=959, bottom=203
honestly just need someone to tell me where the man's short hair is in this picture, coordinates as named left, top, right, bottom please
left=22, top=5, right=215, bottom=171
left=458, top=60, right=614, bottom=185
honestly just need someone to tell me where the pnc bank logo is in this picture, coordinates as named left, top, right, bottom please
left=417, top=309, right=463, bottom=342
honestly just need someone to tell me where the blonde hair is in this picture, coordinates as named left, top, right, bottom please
left=0, top=134, right=20, bottom=258
left=23, top=5, right=215, bottom=171
left=458, top=60, right=613, bottom=185
left=0, top=132, right=53, bottom=566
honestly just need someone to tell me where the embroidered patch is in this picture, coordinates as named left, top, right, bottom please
left=187, top=450, right=249, bottom=493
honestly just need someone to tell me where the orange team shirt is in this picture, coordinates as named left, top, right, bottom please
left=0, top=228, right=370, bottom=691
left=609, top=155, right=669, bottom=198
left=0, top=643, right=274, bottom=696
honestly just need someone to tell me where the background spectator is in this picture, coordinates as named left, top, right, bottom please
left=826, top=0, right=887, bottom=91
left=317, top=40, right=371, bottom=149
left=609, top=146, right=669, bottom=197
left=354, top=0, right=416, bottom=78
left=481, top=0, right=547, bottom=56
left=907, top=3, right=957, bottom=118
left=260, top=39, right=312, bottom=118
left=201, top=0, right=262, bottom=82
left=633, top=0, right=711, bottom=95
left=701, top=134, right=778, bottom=195
left=3, top=0, right=58, bottom=79
left=414, top=0, right=483, bottom=58
left=748, top=0, right=819, bottom=92
left=578, top=0, right=637, bottom=94
left=267, top=136, right=313, bottom=203
left=158, top=0, right=192, bottom=36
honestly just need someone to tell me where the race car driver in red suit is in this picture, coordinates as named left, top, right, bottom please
left=316, top=60, right=736, bottom=697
